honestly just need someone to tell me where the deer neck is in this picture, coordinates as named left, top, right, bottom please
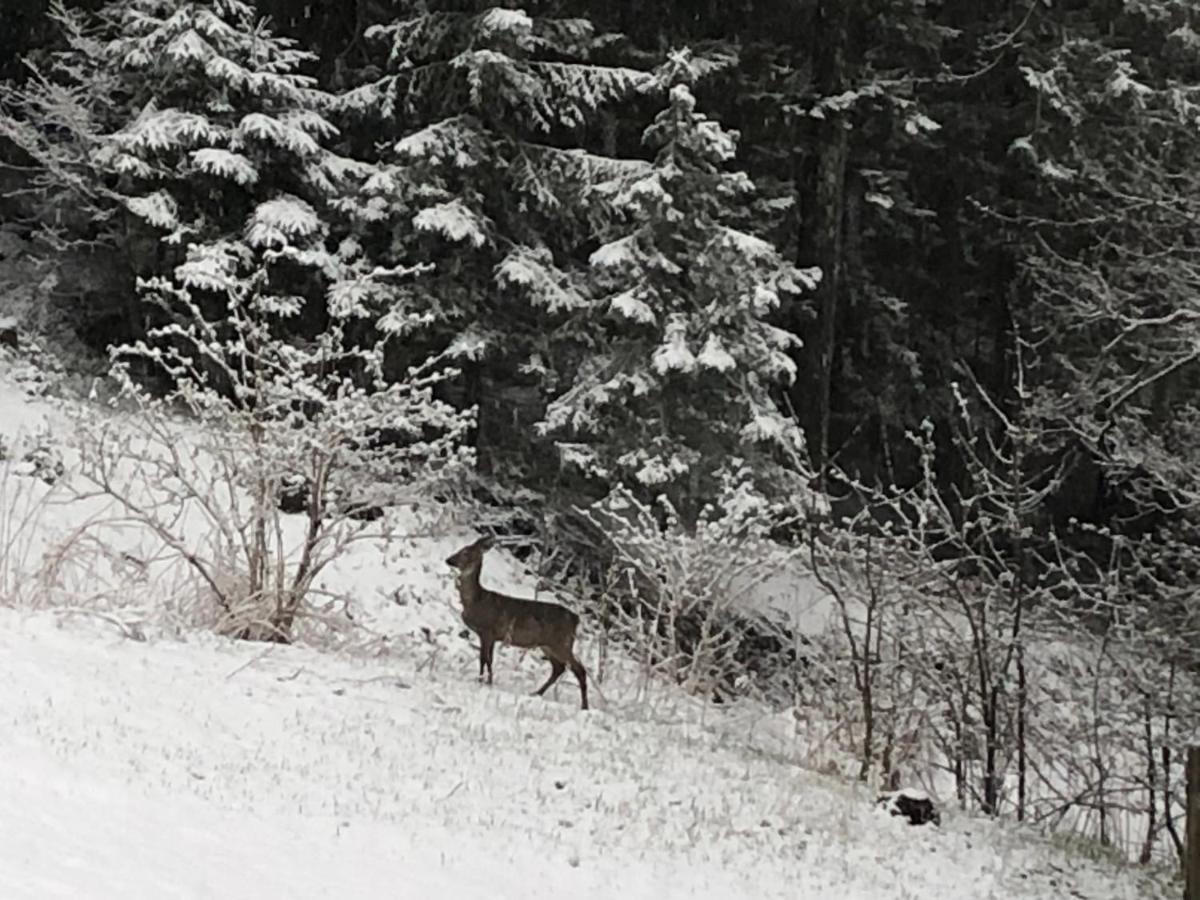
left=455, top=561, right=484, bottom=607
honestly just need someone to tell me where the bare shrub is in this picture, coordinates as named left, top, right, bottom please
left=581, top=470, right=804, bottom=705
left=72, top=241, right=472, bottom=644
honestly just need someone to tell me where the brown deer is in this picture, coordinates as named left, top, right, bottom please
left=445, top=536, right=589, bottom=710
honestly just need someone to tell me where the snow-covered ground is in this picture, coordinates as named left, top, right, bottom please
left=0, top=362, right=1175, bottom=899
left=0, top=610, right=1170, bottom=900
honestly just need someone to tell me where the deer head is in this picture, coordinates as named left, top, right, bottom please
left=445, top=535, right=495, bottom=571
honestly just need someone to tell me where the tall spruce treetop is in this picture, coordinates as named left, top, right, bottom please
left=540, top=51, right=820, bottom=521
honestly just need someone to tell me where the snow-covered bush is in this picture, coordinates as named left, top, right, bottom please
left=801, top=515, right=937, bottom=787
left=583, top=467, right=805, bottom=703
left=74, top=231, right=473, bottom=644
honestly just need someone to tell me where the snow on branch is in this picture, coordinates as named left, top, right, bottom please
left=125, top=190, right=179, bottom=229
left=608, top=288, right=656, bottom=325
left=245, top=196, right=323, bottom=248
left=495, top=247, right=587, bottom=313
left=413, top=200, right=490, bottom=247
left=652, top=316, right=697, bottom=374
left=191, top=148, right=258, bottom=186
left=235, top=112, right=320, bottom=156
left=113, top=107, right=225, bottom=153
left=477, top=8, right=534, bottom=41
left=394, top=117, right=488, bottom=168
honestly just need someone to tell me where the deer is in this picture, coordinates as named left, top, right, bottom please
left=445, top=535, right=589, bottom=710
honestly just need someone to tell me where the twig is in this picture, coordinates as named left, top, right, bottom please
left=225, top=645, right=275, bottom=680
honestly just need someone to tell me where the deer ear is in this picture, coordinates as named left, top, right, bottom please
left=478, top=535, right=496, bottom=551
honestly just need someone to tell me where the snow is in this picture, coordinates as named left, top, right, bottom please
left=166, top=29, right=215, bottom=63
left=904, top=112, right=942, bottom=135
left=0, top=606, right=1167, bottom=900
left=1105, top=65, right=1152, bottom=101
left=1171, top=23, right=1200, bottom=50
left=496, top=248, right=586, bottom=313
left=191, top=147, right=259, bottom=186
left=125, top=191, right=180, bottom=230
left=413, top=200, right=489, bottom=248
left=393, top=118, right=484, bottom=169
left=0, top=371, right=1173, bottom=900
left=1039, top=159, right=1077, bottom=182
left=174, top=241, right=240, bottom=291
left=608, top=288, right=656, bottom=324
left=651, top=316, right=697, bottom=374
left=713, top=228, right=773, bottom=265
left=235, top=112, right=320, bottom=157
left=245, top=195, right=323, bottom=247
left=697, top=333, right=736, bottom=372
left=589, top=235, right=638, bottom=270
left=115, top=108, right=224, bottom=154
left=477, top=8, right=534, bottom=38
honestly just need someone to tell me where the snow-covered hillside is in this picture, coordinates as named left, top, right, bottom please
left=0, top=366, right=1174, bottom=900
left=0, top=610, right=1169, bottom=900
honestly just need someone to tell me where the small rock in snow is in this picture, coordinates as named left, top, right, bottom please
left=876, top=788, right=940, bottom=826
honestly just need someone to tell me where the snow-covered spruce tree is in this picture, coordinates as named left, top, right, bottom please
left=94, top=0, right=361, bottom=255
left=1, top=0, right=361, bottom=344
left=338, top=3, right=657, bottom=484
left=78, top=225, right=473, bottom=643
left=539, top=51, right=820, bottom=523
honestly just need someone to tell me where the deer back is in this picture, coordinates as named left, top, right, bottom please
left=461, top=587, right=574, bottom=651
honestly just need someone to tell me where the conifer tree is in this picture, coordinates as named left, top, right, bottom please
left=1, top=0, right=370, bottom=342
left=339, top=2, right=657, bottom=479
left=540, top=51, right=820, bottom=521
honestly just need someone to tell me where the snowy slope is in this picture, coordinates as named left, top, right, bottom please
left=0, top=364, right=1174, bottom=900
left=0, top=610, right=1170, bottom=900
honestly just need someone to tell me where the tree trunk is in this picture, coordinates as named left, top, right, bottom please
left=1016, top=646, right=1027, bottom=821
left=805, top=0, right=855, bottom=481
left=1139, top=700, right=1156, bottom=864
left=1187, top=747, right=1200, bottom=899
left=983, top=687, right=999, bottom=815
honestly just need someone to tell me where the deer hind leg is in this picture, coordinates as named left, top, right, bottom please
left=534, top=657, right=567, bottom=697
left=569, top=654, right=589, bottom=711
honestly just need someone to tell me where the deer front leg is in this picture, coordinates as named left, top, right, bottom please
left=482, top=638, right=495, bottom=685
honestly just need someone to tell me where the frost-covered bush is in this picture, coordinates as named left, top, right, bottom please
left=76, top=233, right=472, bottom=643
left=584, top=467, right=806, bottom=703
